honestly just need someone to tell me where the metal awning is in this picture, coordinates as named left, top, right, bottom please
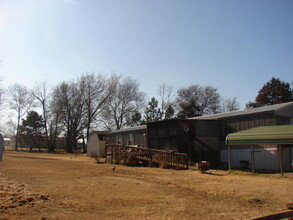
left=225, top=125, right=293, bottom=145
left=225, top=125, right=293, bottom=175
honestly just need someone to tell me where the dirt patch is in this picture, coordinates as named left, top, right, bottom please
left=248, top=198, right=264, bottom=205
left=0, top=176, right=49, bottom=212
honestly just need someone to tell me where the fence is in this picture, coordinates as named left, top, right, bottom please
left=106, top=144, right=189, bottom=169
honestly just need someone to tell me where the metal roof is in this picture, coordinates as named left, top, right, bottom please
left=108, top=125, right=147, bottom=134
left=90, top=131, right=109, bottom=135
left=225, top=125, right=293, bottom=145
left=190, top=102, right=293, bottom=120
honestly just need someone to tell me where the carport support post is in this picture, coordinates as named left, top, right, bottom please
left=278, top=145, right=284, bottom=176
left=228, top=145, right=231, bottom=171
left=251, top=146, right=255, bottom=173
left=289, top=146, right=292, bottom=171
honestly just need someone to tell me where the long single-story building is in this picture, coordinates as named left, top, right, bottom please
left=88, top=102, right=293, bottom=170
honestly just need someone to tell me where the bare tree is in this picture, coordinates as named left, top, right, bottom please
left=51, top=80, right=87, bottom=152
left=101, top=75, right=145, bottom=130
left=221, top=97, right=240, bottom=112
left=0, top=117, right=16, bottom=138
left=80, top=73, right=111, bottom=139
left=7, top=83, right=35, bottom=150
left=32, top=81, right=51, bottom=150
left=157, top=83, right=175, bottom=117
left=175, top=84, right=221, bottom=118
left=47, top=95, right=63, bottom=151
left=0, top=76, right=4, bottom=113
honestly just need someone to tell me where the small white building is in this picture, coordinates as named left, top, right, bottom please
left=87, top=131, right=108, bottom=157
left=4, top=138, right=11, bottom=147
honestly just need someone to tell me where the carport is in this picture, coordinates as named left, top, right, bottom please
left=225, top=125, right=293, bottom=175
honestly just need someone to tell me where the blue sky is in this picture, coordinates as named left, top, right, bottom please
left=0, top=0, right=292, bottom=108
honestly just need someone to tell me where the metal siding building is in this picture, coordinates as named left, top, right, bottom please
left=191, top=102, right=293, bottom=170
left=147, top=119, right=194, bottom=153
left=107, top=125, right=147, bottom=147
left=191, top=102, right=293, bottom=147
left=89, top=102, right=293, bottom=170
left=147, top=119, right=221, bottom=166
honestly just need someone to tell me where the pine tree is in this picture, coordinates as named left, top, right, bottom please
left=247, top=77, right=293, bottom=108
left=19, top=111, right=45, bottom=151
left=164, top=104, right=175, bottom=119
left=144, top=97, right=162, bottom=122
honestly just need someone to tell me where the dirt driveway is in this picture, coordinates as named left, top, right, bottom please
left=0, top=150, right=292, bottom=219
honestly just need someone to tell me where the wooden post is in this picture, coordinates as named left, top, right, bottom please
left=111, top=146, right=113, bottom=163
left=251, top=145, right=255, bottom=174
left=228, top=145, right=231, bottom=171
left=289, top=146, right=292, bottom=171
left=278, top=145, right=284, bottom=176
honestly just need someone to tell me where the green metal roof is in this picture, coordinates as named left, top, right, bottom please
left=225, top=125, right=293, bottom=145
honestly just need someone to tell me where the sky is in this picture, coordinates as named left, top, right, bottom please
left=0, top=0, right=293, bottom=109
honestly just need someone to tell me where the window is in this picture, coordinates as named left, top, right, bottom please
left=128, top=133, right=134, bottom=145
left=116, top=135, right=122, bottom=144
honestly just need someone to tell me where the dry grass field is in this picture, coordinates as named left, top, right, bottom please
left=0, top=150, right=292, bottom=220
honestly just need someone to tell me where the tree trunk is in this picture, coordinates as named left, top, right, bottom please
left=15, top=115, right=20, bottom=151
left=65, top=133, right=73, bottom=153
left=42, top=103, right=50, bottom=151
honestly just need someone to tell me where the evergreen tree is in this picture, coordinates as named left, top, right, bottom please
left=126, top=111, right=142, bottom=126
left=144, top=97, right=162, bottom=123
left=164, top=104, right=175, bottom=119
left=247, top=77, right=293, bottom=108
left=19, top=111, right=45, bottom=151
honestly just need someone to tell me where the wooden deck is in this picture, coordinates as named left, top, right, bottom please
left=106, top=144, right=189, bottom=169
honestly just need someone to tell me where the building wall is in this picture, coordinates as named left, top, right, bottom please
left=87, top=133, right=99, bottom=156
left=220, top=113, right=277, bottom=140
left=147, top=119, right=222, bottom=165
left=107, top=129, right=147, bottom=147
left=189, top=120, right=220, bottom=165
left=222, top=114, right=291, bottom=139
left=148, top=120, right=177, bottom=150
left=221, top=147, right=292, bottom=170
left=218, top=112, right=292, bottom=170
left=220, top=114, right=291, bottom=150
left=87, top=132, right=107, bottom=157
left=147, top=120, right=194, bottom=152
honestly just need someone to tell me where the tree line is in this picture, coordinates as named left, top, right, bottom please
left=0, top=74, right=292, bottom=152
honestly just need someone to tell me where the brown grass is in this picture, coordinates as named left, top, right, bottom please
left=0, top=150, right=292, bottom=220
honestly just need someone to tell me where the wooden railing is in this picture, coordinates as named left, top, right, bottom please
left=106, top=144, right=189, bottom=169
